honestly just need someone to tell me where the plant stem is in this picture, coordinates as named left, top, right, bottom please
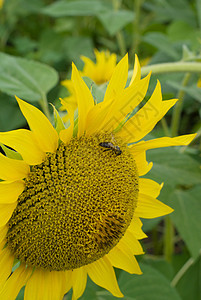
left=112, top=0, right=126, bottom=56
left=171, top=73, right=191, bottom=137
left=116, top=31, right=126, bottom=56
left=161, top=118, right=171, bottom=136
left=128, top=61, right=201, bottom=78
left=164, top=215, right=174, bottom=262
left=171, top=257, right=195, bottom=287
left=132, top=0, right=142, bottom=54
left=39, top=93, right=51, bottom=121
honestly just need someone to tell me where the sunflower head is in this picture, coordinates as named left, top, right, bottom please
left=7, top=132, right=139, bottom=272
left=0, top=53, right=196, bottom=300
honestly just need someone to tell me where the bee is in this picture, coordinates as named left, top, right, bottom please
left=99, top=142, right=122, bottom=156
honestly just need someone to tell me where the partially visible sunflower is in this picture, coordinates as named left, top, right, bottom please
left=0, top=54, right=196, bottom=300
left=61, top=50, right=117, bottom=122
left=197, top=77, right=201, bottom=87
left=80, top=49, right=117, bottom=84
left=0, top=0, right=4, bottom=9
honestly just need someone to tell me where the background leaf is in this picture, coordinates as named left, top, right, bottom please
left=0, top=94, right=25, bottom=131
left=98, top=10, right=134, bottom=36
left=0, top=52, right=58, bottom=101
left=146, top=148, right=201, bottom=188
left=176, top=256, right=201, bottom=300
left=42, top=0, right=107, bottom=17
left=170, top=185, right=201, bottom=259
left=143, top=32, right=180, bottom=60
left=167, top=81, right=201, bottom=103
left=102, top=263, right=181, bottom=300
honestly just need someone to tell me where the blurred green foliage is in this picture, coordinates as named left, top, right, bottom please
left=0, top=0, right=201, bottom=299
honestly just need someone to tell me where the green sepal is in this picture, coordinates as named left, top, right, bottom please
left=73, top=108, right=78, bottom=137
left=0, top=143, right=22, bottom=160
left=51, top=104, right=65, bottom=134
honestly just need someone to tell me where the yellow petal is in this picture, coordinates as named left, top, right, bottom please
left=86, top=257, right=123, bottom=298
left=86, top=72, right=151, bottom=135
left=197, top=77, right=201, bottom=88
left=63, top=270, right=73, bottom=295
left=59, top=128, right=74, bottom=144
left=0, top=153, right=30, bottom=181
left=0, top=264, right=32, bottom=300
left=133, top=150, right=153, bottom=176
left=135, top=193, right=173, bottom=219
left=0, top=144, right=22, bottom=160
left=104, top=54, right=128, bottom=103
left=24, top=269, right=67, bottom=300
left=129, top=54, right=141, bottom=86
left=131, top=134, right=197, bottom=155
left=0, top=226, right=7, bottom=250
left=61, top=79, right=74, bottom=94
left=128, top=216, right=147, bottom=240
left=0, top=202, right=17, bottom=227
left=119, top=81, right=178, bottom=143
left=81, top=56, right=95, bottom=76
left=72, top=267, right=87, bottom=300
left=0, top=248, right=14, bottom=290
left=0, top=129, right=45, bottom=165
left=71, top=63, right=94, bottom=137
left=0, top=239, right=6, bottom=252
left=103, top=73, right=151, bottom=133
left=59, top=98, right=75, bottom=144
left=0, top=180, right=24, bottom=204
left=16, top=97, right=58, bottom=153
left=85, top=97, right=114, bottom=136
left=106, top=244, right=142, bottom=274
left=139, top=178, right=163, bottom=198
left=119, top=230, right=144, bottom=255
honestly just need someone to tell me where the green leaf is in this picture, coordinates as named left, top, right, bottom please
left=0, top=94, right=25, bottom=131
left=170, top=185, right=201, bottom=259
left=63, top=36, right=93, bottom=67
left=42, top=0, right=106, bottom=17
left=98, top=10, right=134, bottom=36
left=167, top=80, right=201, bottom=103
left=196, top=0, right=201, bottom=30
left=176, top=256, right=201, bottom=300
left=143, top=257, right=174, bottom=281
left=182, top=45, right=195, bottom=61
left=167, top=21, right=200, bottom=49
left=146, top=148, right=201, bottom=188
left=66, top=278, right=100, bottom=300
left=101, top=263, right=181, bottom=300
left=143, top=32, right=180, bottom=60
left=0, top=52, right=58, bottom=101
left=143, top=0, right=196, bottom=26
left=142, top=216, right=163, bottom=232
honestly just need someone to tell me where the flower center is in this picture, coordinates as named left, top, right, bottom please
left=7, top=133, right=139, bottom=271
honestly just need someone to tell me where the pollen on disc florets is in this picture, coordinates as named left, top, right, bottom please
left=7, top=132, right=139, bottom=271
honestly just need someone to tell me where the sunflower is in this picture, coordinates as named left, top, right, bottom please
left=0, top=0, right=4, bottom=9
left=0, top=54, right=196, bottom=300
left=80, top=49, right=117, bottom=84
